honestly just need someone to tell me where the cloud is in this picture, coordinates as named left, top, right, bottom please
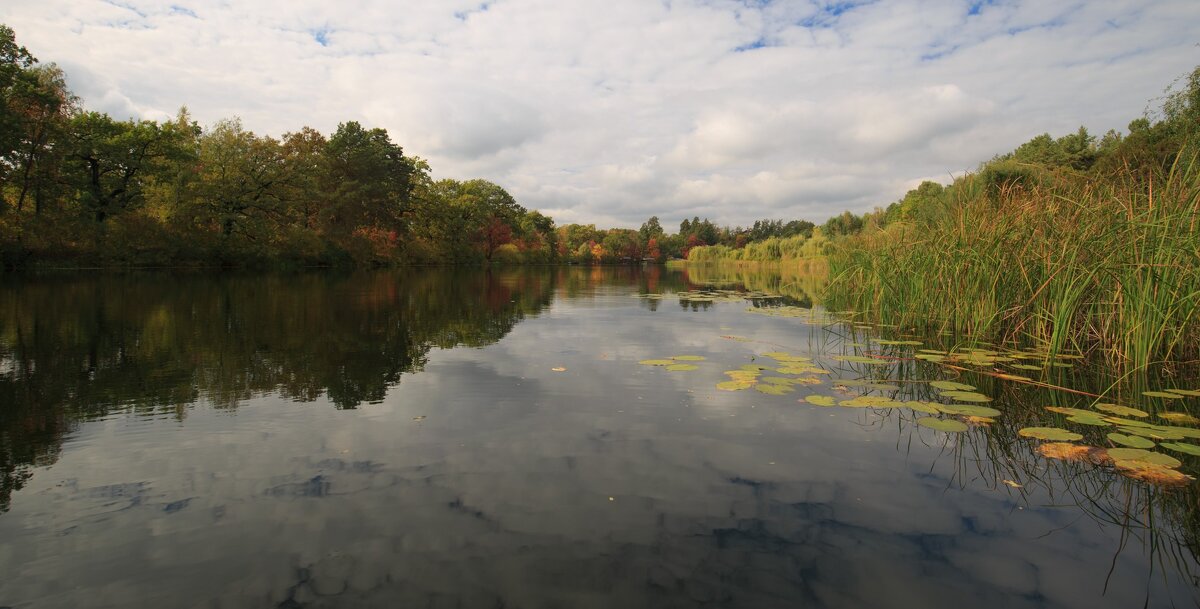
left=2, top=0, right=1198, bottom=227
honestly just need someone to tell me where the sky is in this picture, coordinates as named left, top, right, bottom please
left=2, top=0, right=1199, bottom=229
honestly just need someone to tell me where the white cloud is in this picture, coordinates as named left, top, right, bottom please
left=2, top=0, right=1198, bottom=227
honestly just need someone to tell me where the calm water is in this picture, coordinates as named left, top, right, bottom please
left=0, top=267, right=1198, bottom=608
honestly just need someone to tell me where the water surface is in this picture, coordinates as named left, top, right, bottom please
left=1, top=267, right=1197, bottom=608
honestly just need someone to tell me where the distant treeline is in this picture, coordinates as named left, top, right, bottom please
left=0, top=24, right=824, bottom=269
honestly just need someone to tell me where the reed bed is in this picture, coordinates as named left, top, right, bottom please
left=825, top=152, right=1200, bottom=371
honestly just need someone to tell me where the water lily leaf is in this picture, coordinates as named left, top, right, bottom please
left=1107, top=433, right=1156, bottom=449
left=1011, top=364, right=1044, bottom=371
left=724, top=371, right=760, bottom=381
left=839, top=396, right=899, bottom=408
left=804, top=395, right=837, bottom=407
left=1050, top=362, right=1074, bottom=368
left=1116, top=426, right=1186, bottom=440
left=1038, top=443, right=1104, bottom=462
left=1159, top=442, right=1200, bottom=456
left=1019, top=427, right=1083, bottom=441
left=832, top=355, right=890, bottom=365
left=754, top=383, right=794, bottom=395
left=1167, top=389, right=1200, bottom=397
left=1094, top=404, right=1148, bottom=417
left=937, top=404, right=1002, bottom=417
left=1066, top=414, right=1111, bottom=427
left=790, top=377, right=823, bottom=385
left=1106, top=448, right=1181, bottom=467
left=930, top=381, right=975, bottom=391
left=639, top=359, right=674, bottom=366
left=904, top=401, right=942, bottom=414
left=670, top=355, right=706, bottom=361
left=1158, top=412, right=1200, bottom=425
left=965, top=416, right=995, bottom=426
left=917, top=417, right=968, bottom=433
left=1113, top=461, right=1193, bottom=486
left=1045, top=406, right=1093, bottom=416
left=666, top=364, right=699, bottom=371
left=915, top=354, right=946, bottom=362
left=776, top=366, right=818, bottom=374
left=1144, top=391, right=1183, bottom=399
left=761, top=376, right=796, bottom=385
left=939, top=391, right=993, bottom=402
left=716, top=380, right=755, bottom=391
left=1152, top=425, right=1200, bottom=439
left=1101, top=416, right=1151, bottom=428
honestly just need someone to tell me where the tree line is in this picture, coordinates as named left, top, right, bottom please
left=0, top=25, right=824, bottom=269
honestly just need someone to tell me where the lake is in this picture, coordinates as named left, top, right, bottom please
left=1, top=266, right=1198, bottom=608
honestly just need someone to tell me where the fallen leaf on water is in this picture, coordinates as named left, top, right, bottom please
left=551, top=367, right=567, bottom=372
left=1038, top=442, right=1108, bottom=463
left=413, top=416, right=426, bottom=421
left=1002, top=479, right=1022, bottom=488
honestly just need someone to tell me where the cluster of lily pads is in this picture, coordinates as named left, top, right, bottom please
left=637, top=355, right=706, bottom=372
left=1016, top=399, right=1200, bottom=485
left=711, top=352, right=829, bottom=395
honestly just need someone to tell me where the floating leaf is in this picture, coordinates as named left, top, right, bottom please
left=666, top=364, right=699, bottom=372
left=754, top=384, right=794, bottom=395
left=804, top=395, right=836, bottom=407
left=1038, top=443, right=1103, bottom=462
left=1066, top=414, right=1111, bottom=427
left=930, top=381, right=975, bottom=391
left=1116, top=426, right=1186, bottom=440
left=915, top=354, right=946, bottom=362
left=1011, top=364, right=1043, bottom=371
left=716, top=380, right=755, bottom=391
left=1167, top=389, right=1200, bottom=397
left=1160, top=442, right=1200, bottom=456
left=937, top=404, right=1002, bottom=417
left=670, top=355, right=706, bottom=361
left=1106, top=448, right=1182, bottom=468
left=903, top=401, right=942, bottom=414
left=839, top=396, right=900, bottom=408
left=965, top=416, right=996, bottom=426
left=639, top=359, right=674, bottom=366
left=1002, top=479, right=1022, bottom=488
left=1159, top=412, right=1200, bottom=425
left=1114, top=462, right=1193, bottom=486
left=1046, top=406, right=1093, bottom=416
left=917, top=417, right=968, bottom=433
left=789, top=377, right=823, bottom=385
left=1095, top=403, right=1148, bottom=418
left=1144, top=391, right=1183, bottom=399
left=1019, top=427, right=1083, bottom=441
left=551, top=367, right=566, bottom=372
left=1107, top=433, right=1156, bottom=449
left=939, top=391, right=993, bottom=403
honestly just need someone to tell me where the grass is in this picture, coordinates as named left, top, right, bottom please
left=824, top=151, right=1200, bottom=372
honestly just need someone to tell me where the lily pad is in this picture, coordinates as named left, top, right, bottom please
left=804, top=395, right=837, bottom=407
left=937, top=404, right=1002, bottom=417
left=1159, top=442, right=1200, bottom=456
left=670, top=355, right=706, bottom=361
left=1107, top=433, right=1156, bottom=449
left=917, top=417, right=968, bottom=433
left=1159, top=412, right=1200, bottom=425
left=929, top=381, right=975, bottom=391
left=839, top=396, right=900, bottom=408
left=1114, top=462, right=1193, bottom=486
left=903, top=401, right=942, bottom=414
left=1038, top=443, right=1103, bottom=462
left=1166, top=389, right=1200, bottom=397
left=1066, top=414, right=1111, bottom=427
left=915, top=354, right=946, bottom=362
left=1116, top=426, right=1186, bottom=440
left=1045, top=406, right=1093, bottom=416
left=1144, top=391, right=1183, bottom=399
left=1010, top=364, right=1044, bottom=371
left=755, top=384, right=794, bottom=395
left=1094, top=403, right=1148, bottom=417
left=666, top=364, right=699, bottom=372
left=939, top=391, right=993, bottom=403
left=1106, top=448, right=1181, bottom=467
left=638, top=359, right=674, bottom=366
left=717, top=380, right=755, bottom=391
left=1019, top=427, right=1083, bottom=441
